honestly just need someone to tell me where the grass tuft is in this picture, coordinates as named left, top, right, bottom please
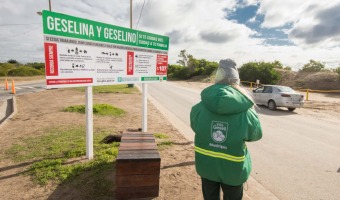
left=154, top=133, right=169, bottom=139
left=6, top=126, right=120, bottom=186
left=63, top=104, right=126, bottom=116
left=63, top=105, right=85, bottom=113
left=157, top=140, right=173, bottom=150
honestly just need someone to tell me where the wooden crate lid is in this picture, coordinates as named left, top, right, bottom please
left=122, top=132, right=154, bottom=136
left=117, top=132, right=160, bottom=160
left=117, top=149, right=160, bottom=160
left=119, top=142, right=157, bottom=150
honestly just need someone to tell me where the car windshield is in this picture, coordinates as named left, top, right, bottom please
left=276, top=86, right=294, bottom=92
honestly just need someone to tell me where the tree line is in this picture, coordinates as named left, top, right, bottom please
left=0, top=59, right=45, bottom=76
left=2, top=52, right=340, bottom=83
left=169, top=50, right=340, bottom=84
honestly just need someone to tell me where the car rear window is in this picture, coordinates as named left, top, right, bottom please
left=277, top=86, right=294, bottom=92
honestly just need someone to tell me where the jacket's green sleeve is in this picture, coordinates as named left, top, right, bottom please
left=190, top=103, right=200, bottom=133
left=244, top=108, right=263, bottom=142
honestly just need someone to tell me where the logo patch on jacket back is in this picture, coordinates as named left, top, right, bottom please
left=211, top=121, right=228, bottom=143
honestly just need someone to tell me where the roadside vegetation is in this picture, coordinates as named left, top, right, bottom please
left=2, top=54, right=339, bottom=89
left=0, top=60, right=44, bottom=77
left=168, top=50, right=340, bottom=89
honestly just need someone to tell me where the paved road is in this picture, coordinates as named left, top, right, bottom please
left=146, top=82, right=340, bottom=200
left=0, top=80, right=46, bottom=102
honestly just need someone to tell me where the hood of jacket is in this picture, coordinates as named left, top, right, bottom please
left=201, top=84, right=253, bottom=115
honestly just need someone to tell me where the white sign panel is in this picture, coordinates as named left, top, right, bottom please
left=43, top=11, right=169, bottom=88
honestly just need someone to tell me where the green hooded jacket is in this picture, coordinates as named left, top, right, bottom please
left=190, top=84, right=262, bottom=186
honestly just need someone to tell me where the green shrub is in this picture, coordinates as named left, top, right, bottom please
left=334, top=67, right=340, bottom=76
left=7, top=59, right=19, bottom=64
left=0, top=63, right=16, bottom=76
left=167, top=64, right=184, bottom=79
left=177, top=67, right=191, bottom=79
left=168, top=59, right=218, bottom=80
left=26, top=62, right=45, bottom=70
left=167, top=65, right=191, bottom=79
left=204, top=62, right=218, bottom=75
left=239, top=61, right=281, bottom=84
left=300, top=60, right=325, bottom=72
left=7, top=66, right=44, bottom=76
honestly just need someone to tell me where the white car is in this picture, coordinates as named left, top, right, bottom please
left=252, top=85, right=304, bottom=111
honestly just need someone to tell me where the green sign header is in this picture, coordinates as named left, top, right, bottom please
left=42, top=10, right=169, bottom=51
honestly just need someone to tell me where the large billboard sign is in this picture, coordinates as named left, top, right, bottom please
left=42, top=10, right=169, bottom=88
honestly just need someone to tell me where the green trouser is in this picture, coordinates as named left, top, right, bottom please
left=201, top=178, right=243, bottom=200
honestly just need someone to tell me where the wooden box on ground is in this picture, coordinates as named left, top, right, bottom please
left=116, top=132, right=161, bottom=199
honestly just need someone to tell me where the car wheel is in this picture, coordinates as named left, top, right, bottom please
left=288, top=108, right=296, bottom=111
left=268, top=100, right=277, bottom=110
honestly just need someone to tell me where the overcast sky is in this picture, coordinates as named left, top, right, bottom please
left=0, top=0, right=339, bottom=70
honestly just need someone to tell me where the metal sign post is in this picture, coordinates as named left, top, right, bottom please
left=142, top=83, right=147, bottom=132
left=86, top=86, right=93, bottom=159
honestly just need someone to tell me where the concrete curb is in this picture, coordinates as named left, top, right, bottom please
left=0, top=96, right=17, bottom=129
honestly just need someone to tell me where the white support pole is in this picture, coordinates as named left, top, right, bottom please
left=86, top=86, right=94, bottom=159
left=142, top=83, right=148, bottom=132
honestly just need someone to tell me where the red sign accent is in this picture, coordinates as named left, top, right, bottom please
left=156, top=54, right=168, bottom=75
left=127, top=51, right=134, bottom=75
left=44, top=43, right=59, bottom=76
left=46, top=78, right=93, bottom=85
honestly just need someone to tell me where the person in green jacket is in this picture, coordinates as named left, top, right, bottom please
left=190, top=59, right=263, bottom=200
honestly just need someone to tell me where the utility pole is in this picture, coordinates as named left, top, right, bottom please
left=130, top=0, right=132, bottom=29
left=129, top=0, right=147, bottom=131
left=49, top=0, right=51, bottom=11
left=128, top=0, right=134, bottom=88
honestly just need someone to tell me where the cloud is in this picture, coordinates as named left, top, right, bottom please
left=289, top=3, right=340, bottom=47
left=165, top=30, right=182, bottom=44
left=198, top=22, right=248, bottom=44
left=257, top=0, right=308, bottom=28
left=247, top=16, right=257, bottom=23
left=0, top=0, right=339, bottom=69
left=200, top=31, right=235, bottom=43
left=165, top=30, right=197, bottom=45
left=257, top=1, right=340, bottom=48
